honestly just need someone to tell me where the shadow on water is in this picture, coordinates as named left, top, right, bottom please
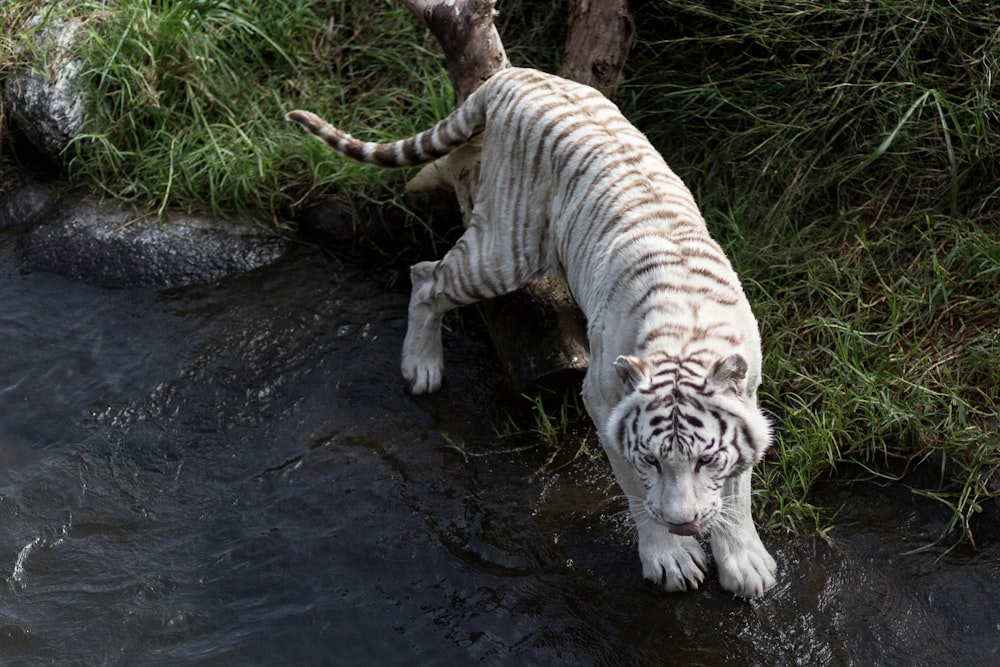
left=1, top=240, right=997, bottom=665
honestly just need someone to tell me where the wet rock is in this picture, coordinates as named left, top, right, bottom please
left=0, top=178, right=57, bottom=230
left=19, top=193, right=289, bottom=288
left=296, top=200, right=392, bottom=251
left=486, top=279, right=589, bottom=394
left=3, top=12, right=86, bottom=161
left=295, top=198, right=465, bottom=263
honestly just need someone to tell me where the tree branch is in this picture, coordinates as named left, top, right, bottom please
left=401, top=0, right=509, bottom=103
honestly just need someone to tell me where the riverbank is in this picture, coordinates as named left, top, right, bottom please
left=0, top=170, right=287, bottom=288
left=1, top=0, right=997, bottom=543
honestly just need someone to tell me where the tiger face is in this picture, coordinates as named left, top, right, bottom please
left=605, top=353, right=771, bottom=536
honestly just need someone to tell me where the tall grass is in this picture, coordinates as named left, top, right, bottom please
left=625, top=0, right=1000, bottom=542
left=0, top=0, right=47, bottom=152
left=3, top=1, right=561, bottom=224
left=4, top=0, right=452, bottom=225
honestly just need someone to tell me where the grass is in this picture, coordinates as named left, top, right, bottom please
left=487, top=388, right=596, bottom=478
left=624, top=0, right=1000, bottom=543
left=1, top=1, right=997, bottom=545
left=0, top=0, right=563, bottom=227
left=3, top=0, right=453, bottom=226
left=0, top=0, right=46, bottom=152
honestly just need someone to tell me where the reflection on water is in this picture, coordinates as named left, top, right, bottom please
left=1, top=242, right=997, bottom=665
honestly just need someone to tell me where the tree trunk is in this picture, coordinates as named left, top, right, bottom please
left=400, top=0, right=508, bottom=221
left=401, top=0, right=509, bottom=106
left=563, top=0, right=634, bottom=93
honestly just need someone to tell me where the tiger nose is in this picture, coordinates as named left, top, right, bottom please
left=667, top=521, right=702, bottom=536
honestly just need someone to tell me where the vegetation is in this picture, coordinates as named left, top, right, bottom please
left=0, top=1, right=38, bottom=148
left=625, top=0, right=999, bottom=544
left=2, top=0, right=453, bottom=223
left=1, top=1, right=996, bottom=545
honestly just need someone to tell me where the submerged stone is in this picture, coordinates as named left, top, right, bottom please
left=0, top=178, right=56, bottom=230
left=18, top=193, right=289, bottom=288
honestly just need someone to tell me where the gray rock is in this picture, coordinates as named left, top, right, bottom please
left=19, top=194, right=289, bottom=288
left=2, top=12, right=289, bottom=289
left=0, top=178, right=57, bottom=229
left=4, top=12, right=86, bottom=161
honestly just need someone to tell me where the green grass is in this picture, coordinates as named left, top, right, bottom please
left=3, top=0, right=453, bottom=225
left=494, top=388, right=596, bottom=475
left=0, top=0, right=45, bottom=150
left=624, top=0, right=1000, bottom=543
left=1, top=0, right=565, bottom=225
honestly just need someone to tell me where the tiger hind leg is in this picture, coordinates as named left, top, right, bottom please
left=402, top=260, right=448, bottom=394
left=402, top=219, right=521, bottom=394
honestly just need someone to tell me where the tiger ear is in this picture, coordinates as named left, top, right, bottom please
left=614, top=355, right=650, bottom=392
left=709, top=354, right=748, bottom=393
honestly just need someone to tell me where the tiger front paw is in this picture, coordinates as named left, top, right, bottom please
left=714, top=535, right=777, bottom=598
left=639, top=529, right=707, bottom=593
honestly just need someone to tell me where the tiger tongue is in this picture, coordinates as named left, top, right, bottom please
left=668, top=522, right=702, bottom=537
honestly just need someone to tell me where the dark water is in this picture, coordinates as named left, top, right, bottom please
left=1, top=239, right=997, bottom=665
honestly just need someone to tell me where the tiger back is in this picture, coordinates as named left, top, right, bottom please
left=287, top=66, right=778, bottom=598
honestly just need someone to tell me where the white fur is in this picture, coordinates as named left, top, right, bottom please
left=291, top=67, right=777, bottom=597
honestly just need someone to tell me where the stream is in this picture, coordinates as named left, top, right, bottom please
left=1, top=235, right=997, bottom=665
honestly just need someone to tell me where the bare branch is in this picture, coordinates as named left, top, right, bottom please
left=401, top=0, right=510, bottom=102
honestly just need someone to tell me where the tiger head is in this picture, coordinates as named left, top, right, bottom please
left=604, top=353, right=771, bottom=536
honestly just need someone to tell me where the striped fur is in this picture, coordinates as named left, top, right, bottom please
left=287, top=67, right=776, bottom=597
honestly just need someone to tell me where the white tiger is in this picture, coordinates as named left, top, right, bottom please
left=287, top=67, right=777, bottom=597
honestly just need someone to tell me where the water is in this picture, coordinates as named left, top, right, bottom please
left=1, top=238, right=997, bottom=665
